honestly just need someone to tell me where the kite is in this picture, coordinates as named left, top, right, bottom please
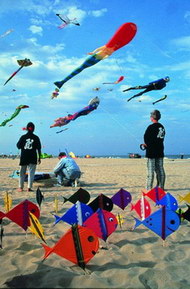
left=131, top=195, right=152, bottom=220
left=88, top=193, right=113, bottom=212
left=36, top=187, right=44, bottom=209
left=111, top=188, right=132, bottom=210
left=156, top=192, right=178, bottom=211
left=53, top=201, right=93, bottom=226
left=123, top=77, right=170, bottom=102
left=180, top=205, right=190, bottom=222
left=178, top=192, right=190, bottom=203
left=50, top=97, right=100, bottom=128
left=116, top=213, right=125, bottom=229
left=51, top=88, right=59, bottom=99
left=4, top=192, right=12, bottom=213
left=0, top=199, right=40, bottom=231
left=63, top=188, right=91, bottom=204
left=133, top=206, right=180, bottom=240
left=143, top=186, right=166, bottom=203
left=42, top=224, right=99, bottom=270
left=53, top=22, right=137, bottom=90
left=56, top=128, right=69, bottom=134
left=54, top=194, right=59, bottom=214
left=103, top=76, right=124, bottom=84
left=56, top=14, right=80, bottom=29
left=0, top=29, right=13, bottom=38
left=152, top=95, right=167, bottom=105
left=0, top=220, right=4, bottom=249
left=0, top=105, right=29, bottom=127
left=4, top=58, right=32, bottom=86
left=83, top=208, right=118, bottom=241
left=28, top=212, right=46, bottom=243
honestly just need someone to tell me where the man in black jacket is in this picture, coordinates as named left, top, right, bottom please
left=17, top=122, right=41, bottom=192
left=141, top=110, right=166, bottom=190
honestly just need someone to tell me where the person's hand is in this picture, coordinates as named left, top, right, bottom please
left=140, top=143, right=147, bottom=151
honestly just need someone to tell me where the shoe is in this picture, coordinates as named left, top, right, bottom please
left=27, top=188, right=33, bottom=192
left=17, top=188, right=23, bottom=192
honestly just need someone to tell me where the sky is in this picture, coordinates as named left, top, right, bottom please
left=0, top=0, right=190, bottom=157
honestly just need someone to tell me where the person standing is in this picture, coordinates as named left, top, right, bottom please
left=17, top=122, right=41, bottom=192
left=141, top=110, right=166, bottom=190
left=53, top=152, right=81, bottom=186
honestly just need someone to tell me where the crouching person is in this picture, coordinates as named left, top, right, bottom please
left=54, top=152, right=81, bottom=186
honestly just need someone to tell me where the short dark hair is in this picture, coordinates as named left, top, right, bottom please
left=150, top=110, right=161, bottom=120
left=59, top=152, right=66, bottom=157
left=27, top=122, right=35, bottom=132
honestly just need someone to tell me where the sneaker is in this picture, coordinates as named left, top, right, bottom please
left=17, top=188, right=23, bottom=192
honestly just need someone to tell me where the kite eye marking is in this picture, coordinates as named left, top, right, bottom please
left=88, top=236, right=94, bottom=242
left=85, top=212, right=90, bottom=217
left=109, top=217, right=114, bottom=222
left=106, top=202, right=110, bottom=206
left=170, top=219, right=175, bottom=225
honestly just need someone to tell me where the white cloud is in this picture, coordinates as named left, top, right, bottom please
left=171, top=36, right=190, bottom=51
left=89, top=8, right=107, bottom=17
left=29, top=25, right=43, bottom=35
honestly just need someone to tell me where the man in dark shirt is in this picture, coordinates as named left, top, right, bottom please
left=141, top=110, right=166, bottom=190
left=17, top=122, right=41, bottom=192
left=123, top=77, right=170, bottom=102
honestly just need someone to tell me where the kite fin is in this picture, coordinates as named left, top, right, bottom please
left=41, top=243, right=52, bottom=259
left=0, top=212, right=5, bottom=221
left=53, top=214, right=61, bottom=225
left=178, top=195, right=183, bottom=203
left=133, top=217, right=142, bottom=229
left=54, top=81, right=63, bottom=89
left=62, top=196, right=68, bottom=203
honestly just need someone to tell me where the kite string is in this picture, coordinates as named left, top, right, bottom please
left=100, top=106, right=142, bottom=145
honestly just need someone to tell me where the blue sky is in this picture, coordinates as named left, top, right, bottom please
left=0, top=0, right=190, bottom=156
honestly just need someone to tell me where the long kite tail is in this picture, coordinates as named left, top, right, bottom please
left=4, top=66, right=23, bottom=86
left=54, top=55, right=102, bottom=89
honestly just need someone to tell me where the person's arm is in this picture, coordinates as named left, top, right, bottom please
left=54, top=159, right=66, bottom=174
left=16, top=136, right=23, bottom=149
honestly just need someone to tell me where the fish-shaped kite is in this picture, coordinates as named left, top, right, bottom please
left=0, top=199, right=40, bottom=231
left=0, top=105, right=29, bottom=127
left=36, top=187, right=44, bottom=209
left=180, top=205, right=190, bottom=222
left=56, top=14, right=80, bottom=29
left=152, top=95, right=167, bottom=105
left=53, top=201, right=93, bottom=226
left=83, top=208, right=118, bottom=241
left=42, top=224, right=99, bottom=269
left=143, top=186, right=166, bottom=203
left=111, top=188, right=132, bottom=210
left=103, top=76, right=124, bottom=84
left=53, top=22, right=137, bottom=90
left=4, top=192, right=12, bottom=212
left=62, top=188, right=91, bottom=204
left=28, top=212, right=46, bottom=243
left=131, top=195, right=152, bottom=220
left=178, top=192, right=190, bottom=204
left=88, top=193, right=113, bottom=212
left=4, top=58, right=32, bottom=86
left=134, top=206, right=180, bottom=240
left=156, top=192, right=178, bottom=211
left=50, top=97, right=100, bottom=128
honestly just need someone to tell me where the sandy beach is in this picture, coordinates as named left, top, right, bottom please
left=0, top=157, right=190, bottom=289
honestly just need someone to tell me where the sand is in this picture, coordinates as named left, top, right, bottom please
left=0, top=157, right=190, bottom=289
